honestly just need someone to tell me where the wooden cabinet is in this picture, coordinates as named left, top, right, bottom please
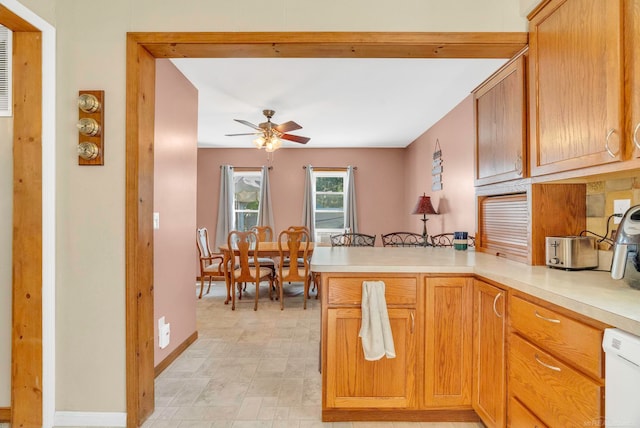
left=627, top=0, right=640, bottom=157
left=326, top=307, right=416, bottom=408
left=472, top=280, right=506, bottom=428
left=528, top=0, right=624, bottom=176
left=507, top=293, right=606, bottom=427
left=423, top=277, right=473, bottom=407
left=474, top=51, right=527, bottom=186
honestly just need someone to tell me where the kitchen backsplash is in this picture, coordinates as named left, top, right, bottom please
left=586, top=177, right=640, bottom=249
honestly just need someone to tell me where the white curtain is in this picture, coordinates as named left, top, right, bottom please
left=345, top=165, right=358, bottom=233
left=257, top=166, right=275, bottom=230
left=214, top=164, right=234, bottom=251
left=301, top=164, right=315, bottom=241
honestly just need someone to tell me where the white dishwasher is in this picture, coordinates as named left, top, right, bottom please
left=603, top=328, right=640, bottom=427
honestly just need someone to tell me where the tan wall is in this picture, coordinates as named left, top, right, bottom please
left=18, top=0, right=527, bottom=414
left=0, top=117, right=11, bottom=406
left=153, top=60, right=198, bottom=366
left=197, top=148, right=407, bottom=246
left=404, top=95, right=478, bottom=237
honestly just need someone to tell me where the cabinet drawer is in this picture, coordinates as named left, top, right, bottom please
left=327, top=276, right=417, bottom=306
left=508, top=396, right=547, bottom=428
left=508, top=334, right=603, bottom=428
left=510, top=296, right=603, bottom=378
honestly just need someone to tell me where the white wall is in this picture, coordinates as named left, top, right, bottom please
left=12, top=0, right=527, bottom=416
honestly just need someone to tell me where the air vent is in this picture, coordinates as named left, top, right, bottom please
left=0, top=25, right=12, bottom=117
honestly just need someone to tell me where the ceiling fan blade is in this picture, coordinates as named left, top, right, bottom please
left=281, top=134, right=310, bottom=144
left=225, top=132, right=262, bottom=137
left=233, top=119, right=262, bottom=131
left=275, top=121, right=302, bottom=133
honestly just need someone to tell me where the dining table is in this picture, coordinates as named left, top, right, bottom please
left=218, top=241, right=315, bottom=305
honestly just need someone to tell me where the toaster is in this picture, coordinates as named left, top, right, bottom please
left=545, top=236, right=598, bottom=270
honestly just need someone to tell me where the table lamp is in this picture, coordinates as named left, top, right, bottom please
left=412, top=193, right=438, bottom=244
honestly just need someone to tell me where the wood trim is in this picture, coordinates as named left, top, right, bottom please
left=129, top=31, right=528, bottom=59
left=126, top=31, right=528, bottom=427
left=0, top=407, right=11, bottom=422
left=126, top=36, right=156, bottom=428
left=0, top=5, right=39, bottom=31
left=11, top=30, right=43, bottom=428
left=322, top=408, right=480, bottom=422
left=154, top=331, right=198, bottom=378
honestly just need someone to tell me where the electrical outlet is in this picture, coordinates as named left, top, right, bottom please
left=613, top=199, right=631, bottom=224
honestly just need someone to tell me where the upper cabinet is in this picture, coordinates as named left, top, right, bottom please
left=474, top=51, right=528, bottom=186
left=528, top=0, right=624, bottom=176
left=628, top=0, right=640, bottom=158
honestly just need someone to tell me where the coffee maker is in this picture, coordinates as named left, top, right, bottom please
left=611, top=205, right=640, bottom=289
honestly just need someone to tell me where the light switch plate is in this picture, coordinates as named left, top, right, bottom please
left=153, top=212, right=160, bottom=230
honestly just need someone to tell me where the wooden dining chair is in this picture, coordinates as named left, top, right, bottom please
left=249, top=225, right=276, bottom=281
left=276, top=228, right=311, bottom=310
left=227, top=230, right=274, bottom=310
left=196, top=227, right=227, bottom=299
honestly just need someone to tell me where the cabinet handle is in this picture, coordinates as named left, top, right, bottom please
left=534, top=310, right=560, bottom=324
left=410, top=311, right=415, bottom=334
left=605, top=128, right=618, bottom=158
left=634, top=122, right=640, bottom=150
left=514, top=155, right=523, bottom=176
left=492, top=292, right=503, bottom=318
left=534, top=353, right=561, bottom=372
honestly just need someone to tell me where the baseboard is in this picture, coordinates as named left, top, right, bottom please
left=53, top=411, right=126, bottom=427
left=155, top=330, right=198, bottom=378
left=0, top=407, right=10, bottom=422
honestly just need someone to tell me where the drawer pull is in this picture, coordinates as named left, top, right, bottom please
left=634, top=122, right=640, bottom=150
left=535, top=353, right=561, bottom=372
left=534, top=310, right=560, bottom=324
left=492, top=292, right=503, bottom=318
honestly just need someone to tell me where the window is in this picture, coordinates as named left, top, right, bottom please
left=313, top=170, right=347, bottom=242
left=233, top=171, right=262, bottom=231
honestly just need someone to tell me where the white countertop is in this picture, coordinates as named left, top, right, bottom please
left=311, top=246, right=640, bottom=336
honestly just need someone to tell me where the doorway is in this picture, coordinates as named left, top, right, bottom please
left=125, top=31, right=527, bottom=427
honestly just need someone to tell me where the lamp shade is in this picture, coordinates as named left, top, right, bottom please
left=412, top=194, right=438, bottom=215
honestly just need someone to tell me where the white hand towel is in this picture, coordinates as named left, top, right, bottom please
left=358, top=280, right=396, bottom=361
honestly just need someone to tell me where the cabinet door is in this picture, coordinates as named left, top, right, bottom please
left=529, top=0, right=623, bottom=175
left=424, top=277, right=473, bottom=407
left=325, top=307, right=417, bottom=408
left=628, top=0, right=640, bottom=157
left=475, top=53, right=527, bottom=186
left=472, top=280, right=506, bottom=428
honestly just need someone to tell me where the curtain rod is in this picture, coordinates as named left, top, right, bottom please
left=302, top=166, right=357, bottom=171
left=220, top=166, right=273, bottom=170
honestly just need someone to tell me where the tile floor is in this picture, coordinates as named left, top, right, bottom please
left=144, top=281, right=484, bottom=428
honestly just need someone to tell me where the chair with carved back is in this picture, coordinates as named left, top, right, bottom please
left=430, top=233, right=476, bottom=248
left=381, top=232, right=427, bottom=247
left=196, top=227, right=227, bottom=299
left=249, top=225, right=277, bottom=282
left=276, top=228, right=311, bottom=310
left=227, top=230, right=274, bottom=311
left=330, top=232, right=376, bottom=247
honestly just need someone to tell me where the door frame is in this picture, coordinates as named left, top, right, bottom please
left=125, top=31, right=528, bottom=427
left=2, top=1, right=56, bottom=427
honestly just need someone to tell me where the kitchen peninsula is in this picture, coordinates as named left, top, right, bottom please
left=311, top=246, right=640, bottom=425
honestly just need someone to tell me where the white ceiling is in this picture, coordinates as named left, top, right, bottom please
left=171, top=57, right=508, bottom=149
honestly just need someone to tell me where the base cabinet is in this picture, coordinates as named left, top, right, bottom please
left=325, top=307, right=417, bottom=408
left=424, top=277, right=473, bottom=407
left=472, top=280, right=506, bottom=428
left=507, top=293, right=606, bottom=428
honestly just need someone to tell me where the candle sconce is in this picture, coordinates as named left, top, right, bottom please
left=77, top=90, right=104, bottom=165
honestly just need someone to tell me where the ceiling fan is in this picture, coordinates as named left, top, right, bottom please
left=225, top=109, right=311, bottom=152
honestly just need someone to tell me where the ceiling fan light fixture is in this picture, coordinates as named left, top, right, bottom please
left=253, top=136, right=265, bottom=149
